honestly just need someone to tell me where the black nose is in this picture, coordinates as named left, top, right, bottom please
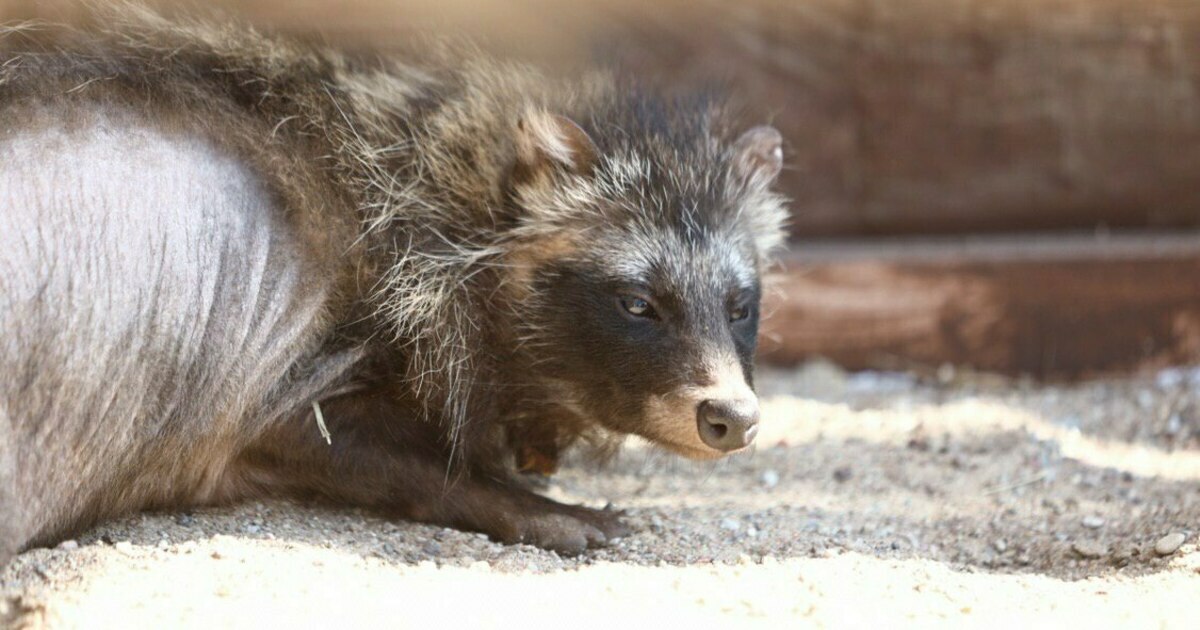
left=696, top=399, right=760, bottom=452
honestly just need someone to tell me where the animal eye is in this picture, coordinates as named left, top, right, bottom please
left=730, top=304, right=751, bottom=322
left=619, top=295, right=657, bottom=319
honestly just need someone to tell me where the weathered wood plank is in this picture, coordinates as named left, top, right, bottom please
left=760, top=233, right=1200, bottom=378
left=597, top=0, right=1200, bottom=238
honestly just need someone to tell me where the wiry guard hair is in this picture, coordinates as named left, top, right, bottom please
left=0, top=4, right=788, bottom=460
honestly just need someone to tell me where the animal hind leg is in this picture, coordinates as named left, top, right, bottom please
left=0, top=408, right=19, bottom=566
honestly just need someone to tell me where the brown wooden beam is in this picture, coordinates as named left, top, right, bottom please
left=759, top=233, right=1200, bottom=379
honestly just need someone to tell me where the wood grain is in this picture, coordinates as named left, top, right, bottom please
left=760, top=233, right=1200, bottom=378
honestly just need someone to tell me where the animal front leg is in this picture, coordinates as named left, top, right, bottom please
left=233, top=401, right=626, bottom=554
left=419, top=473, right=628, bottom=554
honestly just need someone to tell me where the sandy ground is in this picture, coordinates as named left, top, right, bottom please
left=3, top=362, right=1199, bottom=628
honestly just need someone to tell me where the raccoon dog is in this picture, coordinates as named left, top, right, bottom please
left=0, top=8, right=788, bottom=560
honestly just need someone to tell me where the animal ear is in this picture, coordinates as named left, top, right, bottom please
left=732, top=125, right=783, bottom=185
left=514, top=110, right=599, bottom=178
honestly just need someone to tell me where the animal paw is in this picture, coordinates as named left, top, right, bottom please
left=501, top=503, right=629, bottom=555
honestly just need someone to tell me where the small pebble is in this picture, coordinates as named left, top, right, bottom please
left=57, top=540, right=79, bottom=551
left=993, top=539, right=1007, bottom=553
left=1082, top=516, right=1105, bottom=529
left=719, top=518, right=741, bottom=532
left=760, top=470, right=780, bottom=489
left=1154, top=533, right=1186, bottom=556
left=832, top=467, right=853, bottom=483
left=1072, top=540, right=1107, bottom=559
left=114, top=541, right=134, bottom=555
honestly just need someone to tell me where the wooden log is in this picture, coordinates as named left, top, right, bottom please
left=594, top=0, right=1200, bottom=237
left=759, top=233, right=1200, bottom=378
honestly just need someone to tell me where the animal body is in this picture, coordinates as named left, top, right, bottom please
left=0, top=7, right=787, bottom=562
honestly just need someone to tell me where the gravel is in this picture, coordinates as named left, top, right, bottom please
left=1154, top=533, right=1187, bottom=557
left=1071, top=540, right=1107, bottom=559
left=3, top=362, right=1200, bottom=627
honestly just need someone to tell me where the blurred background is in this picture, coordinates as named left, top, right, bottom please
left=6, top=0, right=1200, bottom=380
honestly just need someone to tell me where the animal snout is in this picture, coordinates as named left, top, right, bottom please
left=696, top=398, right=759, bottom=452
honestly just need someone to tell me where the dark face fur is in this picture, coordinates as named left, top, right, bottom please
left=533, top=230, right=762, bottom=458
left=508, top=100, right=787, bottom=459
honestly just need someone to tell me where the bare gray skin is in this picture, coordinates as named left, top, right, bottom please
left=0, top=108, right=345, bottom=556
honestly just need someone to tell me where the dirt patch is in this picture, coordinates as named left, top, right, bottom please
left=3, top=363, right=1199, bottom=627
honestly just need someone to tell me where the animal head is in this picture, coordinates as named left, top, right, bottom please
left=505, top=95, right=787, bottom=459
